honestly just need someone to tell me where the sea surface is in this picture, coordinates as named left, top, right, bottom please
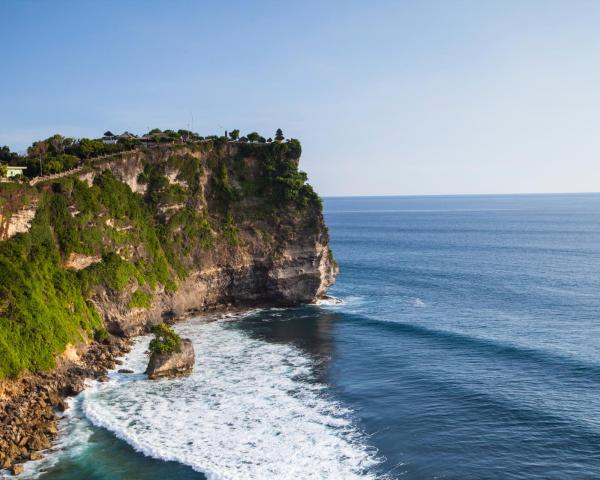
left=18, top=194, right=600, bottom=479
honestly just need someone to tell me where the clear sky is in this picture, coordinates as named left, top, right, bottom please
left=1, top=0, right=600, bottom=196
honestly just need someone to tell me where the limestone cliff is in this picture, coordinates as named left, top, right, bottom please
left=0, top=138, right=337, bottom=471
left=73, top=143, right=337, bottom=336
left=0, top=139, right=338, bottom=374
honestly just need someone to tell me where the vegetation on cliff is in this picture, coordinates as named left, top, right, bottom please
left=1, top=127, right=295, bottom=179
left=148, top=323, right=182, bottom=355
left=0, top=133, right=329, bottom=379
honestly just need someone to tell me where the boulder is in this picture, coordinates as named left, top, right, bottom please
left=145, top=339, right=195, bottom=380
left=29, top=451, right=43, bottom=461
left=56, top=398, right=70, bottom=412
left=27, top=432, right=51, bottom=450
left=11, top=463, right=24, bottom=476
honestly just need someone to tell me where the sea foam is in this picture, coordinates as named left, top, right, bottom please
left=80, top=317, right=380, bottom=480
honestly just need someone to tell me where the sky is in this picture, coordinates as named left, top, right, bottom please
left=1, top=0, right=600, bottom=196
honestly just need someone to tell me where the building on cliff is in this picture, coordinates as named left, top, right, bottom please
left=1, top=165, right=27, bottom=178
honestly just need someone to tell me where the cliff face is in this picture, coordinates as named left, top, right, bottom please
left=82, top=143, right=336, bottom=336
left=0, top=185, right=37, bottom=241
left=0, top=140, right=338, bottom=376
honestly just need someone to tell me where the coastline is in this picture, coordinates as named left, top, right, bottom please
left=0, top=140, right=338, bottom=476
left=0, top=303, right=241, bottom=475
left=0, top=333, right=131, bottom=475
left=0, top=299, right=322, bottom=476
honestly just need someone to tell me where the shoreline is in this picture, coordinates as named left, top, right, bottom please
left=0, top=335, right=132, bottom=476
left=0, top=299, right=330, bottom=476
left=0, top=302, right=253, bottom=476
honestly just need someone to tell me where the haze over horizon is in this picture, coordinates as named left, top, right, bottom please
left=2, top=0, right=600, bottom=196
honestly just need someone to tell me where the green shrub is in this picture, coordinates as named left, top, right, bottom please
left=211, top=159, right=240, bottom=206
left=222, top=212, right=240, bottom=246
left=94, top=328, right=109, bottom=342
left=0, top=195, right=102, bottom=378
left=148, top=323, right=181, bottom=355
left=128, top=289, right=153, bottom=309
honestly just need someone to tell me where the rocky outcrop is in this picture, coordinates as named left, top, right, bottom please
left=63, top=252, right=102, bottom=271
left=0, top=204, right=37, bottom=241
left=0, top=337, right=131, bottom=470
left=69, top=144, right=339, bottom=337
left=146, top=339, right=195, bottom=380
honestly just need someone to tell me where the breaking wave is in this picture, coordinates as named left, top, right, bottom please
left=80, top=317, right=380, bottom=480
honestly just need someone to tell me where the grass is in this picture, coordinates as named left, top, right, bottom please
left=128, top=289, right=153, bottom=309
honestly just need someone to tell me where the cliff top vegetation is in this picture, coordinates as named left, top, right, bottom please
left=0, top=129, right=298, bottom=180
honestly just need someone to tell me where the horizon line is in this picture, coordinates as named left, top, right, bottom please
left=322, top=191, right=600, bottom=199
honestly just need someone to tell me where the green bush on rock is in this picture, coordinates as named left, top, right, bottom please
left=148, top=323, right=181, bottom=355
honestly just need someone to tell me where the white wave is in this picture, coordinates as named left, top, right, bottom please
left=413, top=298, right=426, bottom=307
left=315, top=295, right=344, bottom=306
left=81, top=318, right=380, bottom=480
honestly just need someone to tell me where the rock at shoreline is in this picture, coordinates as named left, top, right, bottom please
left=0, top=337, right=132, bottom=472
left=145, top=339, right=195, bottom=380
left=11, top=464, right=24, bottom=475
left=29, top=451, right=43, bottom=461
left=118, top=368, right=134, bottom=374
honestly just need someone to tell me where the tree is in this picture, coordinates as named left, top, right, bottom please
left=275, top=128, right=284, bottom=142
left=27, top=140, right=48, bottom=160
left=177, top=129, right=195, bottom=141
left=0, top=163, right=7, bottom=177
left=47, top=134, right=67, bottom=155
left=0, top=146, right=18, bottom=163
left=28, top=141, right=48, bottom=176
left=229, top=129, right=240, bottom=141
left=246, top=132, right=261, bottom=142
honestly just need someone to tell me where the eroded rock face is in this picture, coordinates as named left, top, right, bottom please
left=0, top=204, right=37, bottom=241
left=63, top=252, right=102, bottom=271
left=146, top=339, right=195, bottom=380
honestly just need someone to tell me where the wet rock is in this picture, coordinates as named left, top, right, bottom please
left=29, top=451, right=43, bottom=461
left=63, top=378, right=85, bottom=396
left=118, top=368, right=134, bottom=374
left=11, top=463, right=24, bottom=475
left=56, top=398, right=69, bottom=412
left=44, top=422, right=58, bottom=435
left=146, top=339, right=195, bottom=380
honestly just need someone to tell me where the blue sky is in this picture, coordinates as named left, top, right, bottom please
left=1, top=0, right=600, bottom=196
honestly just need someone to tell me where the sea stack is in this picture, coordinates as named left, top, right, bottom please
left=145, top=324, right=195, bottom=380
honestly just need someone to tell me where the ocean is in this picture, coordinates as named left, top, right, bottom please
left=20, top=194, right=600, bottom=479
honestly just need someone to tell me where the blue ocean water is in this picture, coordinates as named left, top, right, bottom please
left=24, top=194, right=600, bottom=479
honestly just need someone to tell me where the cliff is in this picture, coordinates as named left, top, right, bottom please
left=0, top=138, right=337, bottom=471
left=0, top=139, right=337, bottom=378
